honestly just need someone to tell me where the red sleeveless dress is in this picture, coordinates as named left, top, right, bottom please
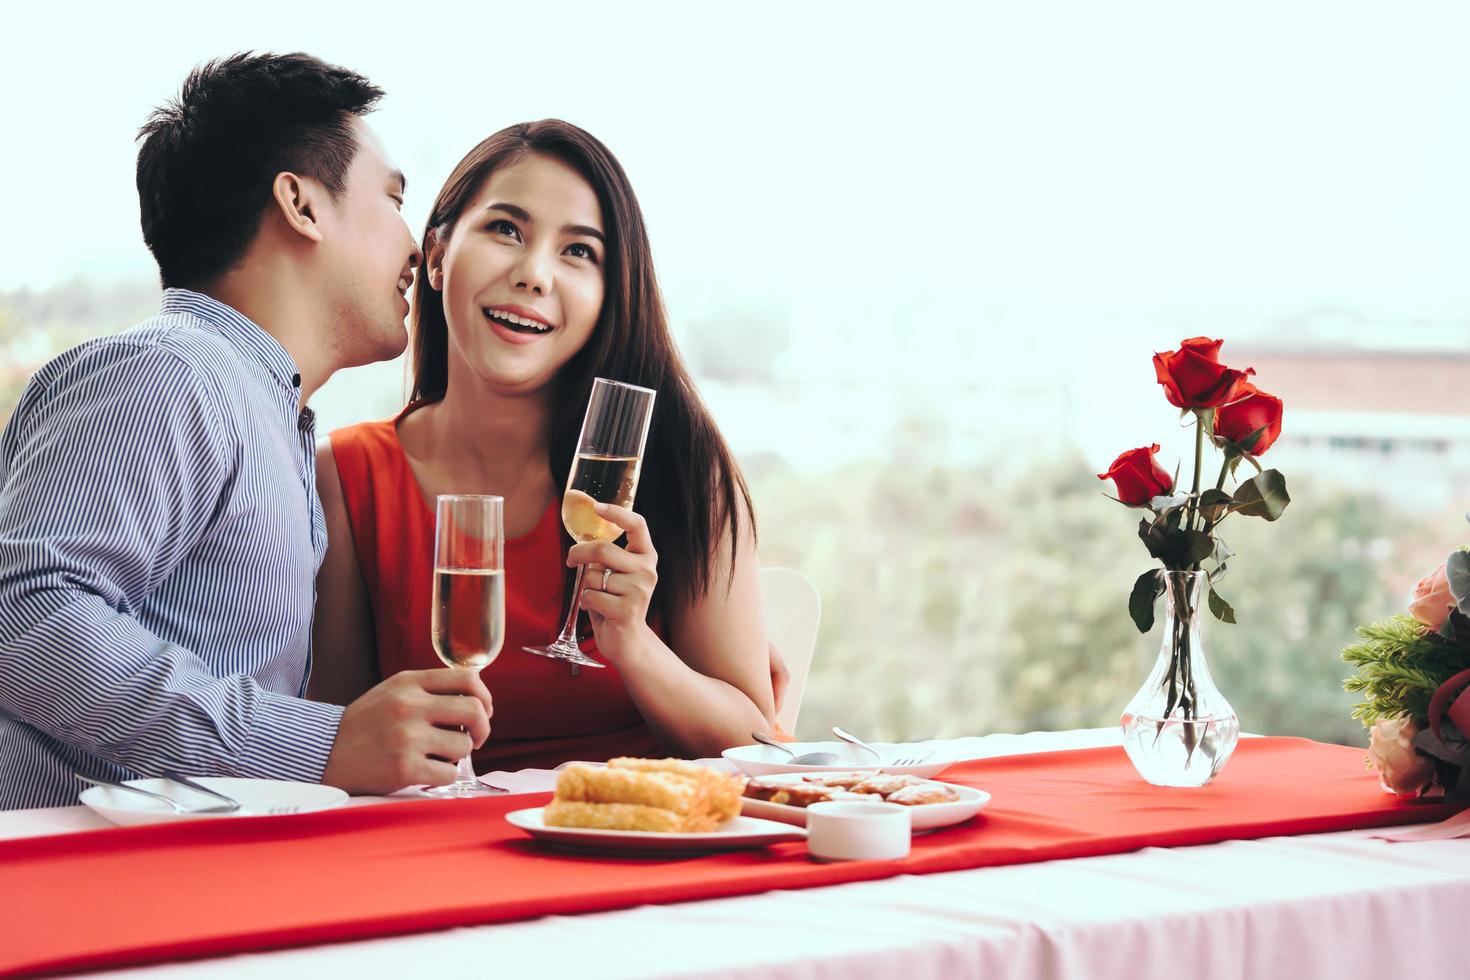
left=328, top=411, right=664, bottom=772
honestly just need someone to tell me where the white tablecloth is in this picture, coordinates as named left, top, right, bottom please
left=6, top=730, right=1467, bottom=980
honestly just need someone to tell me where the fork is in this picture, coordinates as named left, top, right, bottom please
left=830, top=729, right=933, bottom=768
left=831, top=726, right=884, bottom=762
left=75, top=774, right=239, bottom=815
left=162, top=772, right=241, bottom=812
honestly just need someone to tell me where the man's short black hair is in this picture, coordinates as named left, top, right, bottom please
left=136, top=52, right=384, bottom=288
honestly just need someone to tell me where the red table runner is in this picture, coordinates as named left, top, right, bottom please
left=1, top=737, right=1459, bottom=978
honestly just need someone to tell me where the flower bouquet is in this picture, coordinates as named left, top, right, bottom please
left=1097, top=337, right=1290, bottom=786
left=1343, top=529, right=1470, bottom=799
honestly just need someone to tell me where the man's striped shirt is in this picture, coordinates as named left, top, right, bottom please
left=0, top=288, right=343, bottom=809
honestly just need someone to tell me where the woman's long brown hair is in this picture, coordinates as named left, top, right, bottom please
left=409, top=119, right=754, bottom=621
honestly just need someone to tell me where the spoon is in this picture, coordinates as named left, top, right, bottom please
left=750, top=731, right=840, bottom=766
left=831, top=726, right=886, bottom=763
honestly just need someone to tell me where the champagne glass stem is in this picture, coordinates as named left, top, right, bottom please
left=554, top=563, right=591, bottom=649
left=451, top=750, right=478, bottom=790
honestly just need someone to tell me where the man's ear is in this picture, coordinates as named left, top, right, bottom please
left=424, top=229, right=447, bottom=291
left=270, top=172, right=326, bottom=244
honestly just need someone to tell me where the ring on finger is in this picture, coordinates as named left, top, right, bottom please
left=601, top=567, right=613, bottom=592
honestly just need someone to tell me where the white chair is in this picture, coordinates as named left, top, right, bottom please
left=759, top=567, right=822, bottom=734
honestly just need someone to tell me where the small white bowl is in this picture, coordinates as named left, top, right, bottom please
left=806, top=800, right=911, bottom=861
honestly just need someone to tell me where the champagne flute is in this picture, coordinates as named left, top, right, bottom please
left=423, top=494, right=505, bottom=798
left=523, top=378, right=657, bottom=669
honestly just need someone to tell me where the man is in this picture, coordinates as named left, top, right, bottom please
left=0, top=53, right=492, bottom=809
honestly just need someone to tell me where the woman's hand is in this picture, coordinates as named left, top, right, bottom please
left=569, top=501, right=658, bottom=664
left=769, top=642, right=790, bottom=721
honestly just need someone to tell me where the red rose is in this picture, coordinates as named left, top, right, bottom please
left=1214, top=382, right=1283, bottom=456
left=1097, top=444, right=1174, bottom=506
left=1153, top=337, right=1255, bottom=409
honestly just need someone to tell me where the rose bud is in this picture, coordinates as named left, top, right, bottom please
left=1098, top=444, right=1174, bottom=506
left=1367, top=715, right=1435, bottom=796
left=1409, top=562, right=1455, bottom=632
left=1153, top=337, right=1255, bottom=410
left=1214, top=382, right=1284, bottom=456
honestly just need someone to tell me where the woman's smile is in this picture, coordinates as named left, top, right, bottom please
left=482, top=303, right=556, bottom=344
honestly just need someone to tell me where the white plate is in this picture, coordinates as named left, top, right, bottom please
left=722, top=741, right=955, bottom=779
left=79, top=777, right=348, bottom=827
left=739, top=774, right=990, bottom=832
left=505, top=808, right=806, bottom=854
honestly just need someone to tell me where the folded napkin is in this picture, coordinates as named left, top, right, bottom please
left=1371, top=805, right=1470, bottom=842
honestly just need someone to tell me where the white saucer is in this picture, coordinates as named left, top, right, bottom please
left=740, top=774, right=990, bottom=832
left=722, top=741, right=955, bottom=779
left=505, top=808, right=806, bottom=854
left=79, top=777, right=347, bottom=827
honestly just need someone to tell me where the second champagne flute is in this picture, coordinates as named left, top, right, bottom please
left=423, top=494, right=505, bottom=798
left=523, top=378, right=656, bottom=669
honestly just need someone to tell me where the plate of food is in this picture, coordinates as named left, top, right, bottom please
left=721, top=741, right=955, bottom=779
left=740, top=772, right=989, bottom=832
left=505, top=757, right=804, bottom=854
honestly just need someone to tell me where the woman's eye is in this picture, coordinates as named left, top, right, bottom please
left=488, top=219, right=521, bottom=240
left=565, top=242, right=598, bottom=262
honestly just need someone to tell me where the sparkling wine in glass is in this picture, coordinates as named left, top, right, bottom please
left=423, top=494, right=505, bottom=798
left=524, top=378, right=656, bottom=669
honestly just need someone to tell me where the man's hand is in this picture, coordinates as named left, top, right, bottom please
left=320, top=669, right=493, bottom=795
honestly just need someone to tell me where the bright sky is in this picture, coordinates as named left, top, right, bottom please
left=7, top=2, right=1470, bottom=309
left=7, top=1, right=1470, bottom=465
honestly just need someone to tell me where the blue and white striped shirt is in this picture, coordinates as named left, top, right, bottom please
left=0, top=289, right=343, bottom=809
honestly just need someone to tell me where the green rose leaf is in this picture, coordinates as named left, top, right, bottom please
left=1198, top=489, right=1233, bottom=523
left=1180, top=529, right=1215, bottom=566
left=1129, top=569, right=1164, bottom=633
left=1139, top=519, right=1214, bottom=570
left=1208, top=586, right=1237, bottom=624
left=1138, top=518, right=1174, bottom=564
left=1447, top=550, right=1470, bottom=615
left=1238, top=426, right=1267, bottom=453
left=1231, top=469, right=1290, bottom=521
left=1149, top=493, right=1191, bottom=517
left=1441, top=608, right=1470, bottom=643
left=1207, top=536, right=1232, bottom=585
left=1212, top=426, right=1265, bottom=461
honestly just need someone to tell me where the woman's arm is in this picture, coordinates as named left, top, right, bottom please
left=575, top=496, right=774, bottom=758
left=308, top=441, right=382, bottom=705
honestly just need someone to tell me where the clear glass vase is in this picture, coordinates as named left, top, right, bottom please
left=1121, top=570, right=1240, bottom=787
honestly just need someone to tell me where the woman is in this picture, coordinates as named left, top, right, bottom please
left=310, top=120, right=775, bottom=771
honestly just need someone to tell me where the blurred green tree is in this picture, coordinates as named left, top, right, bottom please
left=0, top=281, right=157, bottom=426
left=754, top=453, right=1445, bottom=747
left=1, top=281, right=1455, bottom=752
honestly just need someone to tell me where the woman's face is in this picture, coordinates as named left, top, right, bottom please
left=429, top=152, right=606, bottom=395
